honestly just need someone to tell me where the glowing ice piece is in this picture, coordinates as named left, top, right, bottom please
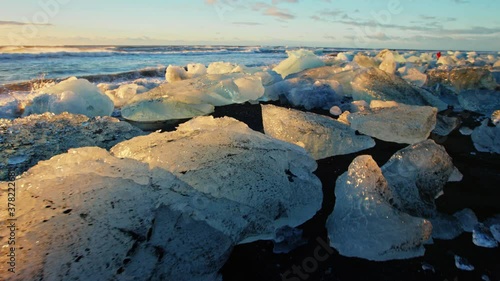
left=262, top=104, right=375, bottom=160
left=327, top=155, right=432, bottom=261
left=23, top=77, right=114, bottom=117
left=348, top=103, right=438, bottom=144
left=273, top=49, right=325, bottom=79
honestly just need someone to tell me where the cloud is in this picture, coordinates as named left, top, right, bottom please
left=0, top=20, right=51, bottom=26
left=232, top=22, right=263, bottom=25
left=263, top=7, right=295, bottom=20
left=272, top=0, right=298, bottom=4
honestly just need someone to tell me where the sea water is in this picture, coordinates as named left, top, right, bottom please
left=0, top=45, right=346, bottom=85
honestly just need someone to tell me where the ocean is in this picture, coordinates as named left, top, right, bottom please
left=0, top=45, right=350, bottom=85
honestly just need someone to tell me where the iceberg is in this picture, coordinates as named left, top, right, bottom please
left=273, top=49, right=325, bottom=79
left=0, top=147, right=252, bottom=281
left=455, top=256, right=475, bottom=271
left=261, top=104, right=375, bottom=160
left=166, top=63, right=208, bottom=83
left=111, top=116, right=323, bottom=239
left=351, top=67, right=447, bottom=110
left=402, top=68, right=428, bottom=88
left=0, top=112, right=143, bottom=181
left=121, top=98, right=215, bottom=122
left=207, top=61, right=240, bottom=74
left=433, top=115, right=461, bottom=136
left=471, top=120, right=500, bottom=154
left=458, top=89, right=500, bottom=116
left=473, top=224, right=499, bottom=248
left=454, top=208, right=479, bottom=233
left=430, top=213, right=464, bottom=240
left=326, top=155, right=432, bottom=261
left=23, top=77, right=114, bottom=117
left=379, top=52, right=397, bottom=74
left=1, top=115, right=323, bottom=280
left=354, top=53, right=378, bottom=68
left=104, top=83, right=148, bottom=108
left=381, top=140, right=456, bottom=217
left=427, top=68, right=497, bottom=93
left=263, top=77, right=343, bottom=110
left=127, top=74, right=265, bottom=108
left=348, top=103, right=437, bottom=144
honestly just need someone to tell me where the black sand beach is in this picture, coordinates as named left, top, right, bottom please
left=210, top=102, right=500, bottom=281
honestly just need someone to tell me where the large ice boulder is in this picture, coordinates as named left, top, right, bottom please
left=23, top=77, right=114, bottom=117
left=1, top=146, right=282, bottom=281
left=128, top=74, right=265, bottom=108
left=327, top=155, right=432, bottom=261
left=273, top=49, right=325, bottom=79
left=471, top=120, right=500, bottom=154
left=426, top=68, right=497, bottom=93
left=351, top=68, right=447, bottom=110
left=348, top=103, right=438, bottom=144
left=0, top=112, right=144, bottom=181
left=1, top=116, right=324, bottom=280
left=381, top=140, right=456, bottom=217
left=111, top=116, right=323, bottom=238
left=261, top=104, right=375, bottom=160
left=458, top=89, right=500, bottom=116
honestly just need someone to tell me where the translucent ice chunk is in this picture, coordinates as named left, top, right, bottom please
left=105, top=83, right=148, bottom=108
left=453, top=208, right=479, bottom=233
left=458, top=90, right=500, bottom=116
left=273, top=49, right=325, bottom=79
left=381, top=140, right=456, bottom=217
left=262, top=104, right=375, bottom=160
left=471, top=120, right=500, bottom=154
left=348, top=103, right=438, bottom=144
left=473, top=224, right=498, bottom=248
left=327, top=155, right=432, bottom=261
left=455, top=255, right=475, bottom=271
left=23, top=77, right=114, bottom=117
left=351, top=67, right=447, bottom=110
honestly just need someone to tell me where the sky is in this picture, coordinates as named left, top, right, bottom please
left=1, top=0, right=500, bottom=51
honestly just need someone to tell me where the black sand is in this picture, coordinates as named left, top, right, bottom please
left=209, top=102, right=500, bottom=281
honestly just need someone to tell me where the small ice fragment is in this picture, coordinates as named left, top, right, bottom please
left=459, top=127, right=474, bottom=136
left=453, top=208, right=478, bottom=232
left=272, top=226, right=306, bottom=254
left=421, top=262, right=435, bottom=273
left=448, top=167, right=463, bottom=182
left=329, top=106, right=342, bottom=116
left=490, top=224, right=500, bottom=242
left=472, top=224, right=499, bottom=248
left=454, top=255, right=475, bottom=271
